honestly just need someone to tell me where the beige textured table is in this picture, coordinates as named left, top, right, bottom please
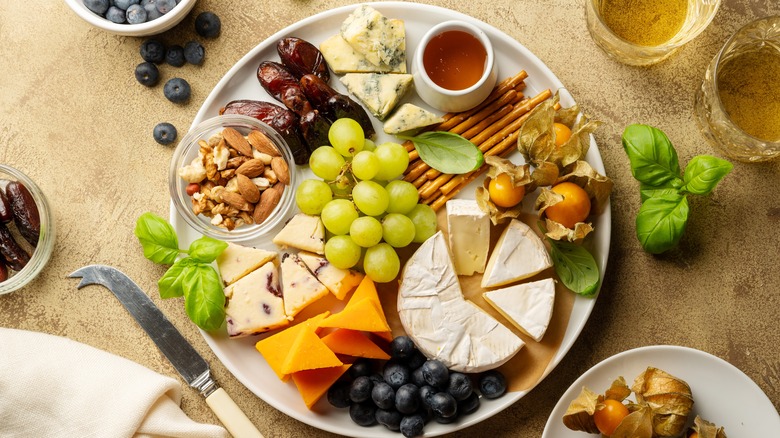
left=2, top=0, right=779, bottom=436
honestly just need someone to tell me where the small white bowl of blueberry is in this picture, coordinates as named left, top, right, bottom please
left=64, top=0, right=198, bottom=36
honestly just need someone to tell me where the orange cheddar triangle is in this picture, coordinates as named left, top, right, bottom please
left=281, top=325, right=343, bottom=375
left=348, top=276, right=391, bottom=328
left=255, top=312, right=329, bottom=381
left=319, top=298, right=391, bottom=332
left=321, top=329, right=390, bottom=360
left=291, top=364, right=352, bottom=410
left=372, top=331, right=394, bottom=342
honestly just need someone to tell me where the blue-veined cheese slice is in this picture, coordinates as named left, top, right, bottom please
left=340, top=73, right=413, bottom=120
left=483, top=278, right=556, bottom=342
left=383, top=103, right=444, bottom=135
left=339, top=5, right=406, bottom=71
left=319, top=34, right=406, bottom=74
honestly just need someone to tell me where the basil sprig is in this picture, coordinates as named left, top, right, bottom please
left=134, top=212, right=228, bottom=330
left=547, top=237, right=600, bottom=297
left=398, top=131, right=484, bottom=174
left=622, top=125, right=732, bottom=254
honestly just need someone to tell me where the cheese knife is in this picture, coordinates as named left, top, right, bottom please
left=69, top=264, right=263, bottom=438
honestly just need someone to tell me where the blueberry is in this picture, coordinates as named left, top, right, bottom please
left=113, top=0, right=139, bottom=10
left=447, top=372, right=473, bottom=401
left=428, top=392, right=457, bottom=419
left=371, top=381, right=395, bottom=410
left=126, top=4, right=146, bottom=23
left=195, top=11, right=221, bottom=38
left=399, top=414, right=425, bottom=438
left=406, top=350, right=427, bottom=370
left=134, top=62, right=159, bottom=86
left=155, top=0, right=176, bottom=14
left=391, top=336, right=416, bottom=360
left=84, top=0, right=109, bottom=15
left=349, top=375, right=373, bottom=403
left=418, top=385, right=436, bottom=408
left=152, top=122, right=177, bottom=145
left=479, top=370, right=507, bottom=399
left=163, top=78, right=191, bottom=103
left=394, top=383, right=420, bottom=414
left=183, top=40, right=205, bottom=65
left=140, top=39, right=165, bottom=63
left=349, top=402, right=377, bottom=427
left=142, top=0, right=162, bottom=20
left=375, top=408, right=403, bottom=431
left=458, top=391, right=480, bottom=415
left=369, top=373, right=385, bottom=385
left=105, top=6, right=126, bottom=23
left=165, top=45, right=185, bottom=67
left=421, top=360, right=449, bottom=388
left=411, top=366, right=426, bottom=387
left=383, top=361, right=411, bottom=390
left=349, top=359, right=373, bottom=379
left=326, top=381, right=351, bottom=409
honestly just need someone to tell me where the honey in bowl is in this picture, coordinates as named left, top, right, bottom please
left=600, top=0, right=688, bottom=46
left=423, top=30, right=487, bottom=90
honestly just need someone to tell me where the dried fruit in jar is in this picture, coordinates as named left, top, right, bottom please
left=0, top=190, right=12, bottom=223
left=0, top=222, right=30, bottom=271
left=6, top=181, right=40, bottom=246
left=277, top=37, right=330, bottom=81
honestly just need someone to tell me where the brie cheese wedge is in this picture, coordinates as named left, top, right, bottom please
left=298, top=252, right=363, bottom=300
left=446, top=199, right=490, bottom=276
left=397, top=231, right=524, bottom=373
left=280, top=253, right=329, bottom=318
left=483, top=278, right=556, bottom=342
left=481, top=219, right=552, bottom=288
left=272, top=213, right=325, bottom=254
left=216, top=242, right=277, bottom=286
left=224, top=262, right=289, bottom=337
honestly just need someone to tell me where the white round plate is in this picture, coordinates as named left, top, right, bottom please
left=543, top=345, right=780, bottom=437
left=170, top=2, right=611, bottom=436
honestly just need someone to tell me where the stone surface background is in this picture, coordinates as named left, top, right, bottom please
left=1, top=0, right=779, bottom=436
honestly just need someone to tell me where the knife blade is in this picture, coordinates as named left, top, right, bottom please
left=70, top=264, right=263, bottom=438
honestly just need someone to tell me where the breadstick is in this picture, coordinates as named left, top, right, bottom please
left=436, top=70, right=527, bottom=131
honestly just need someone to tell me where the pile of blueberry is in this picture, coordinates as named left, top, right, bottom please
left=327, top=336, right=508, bottom=437
left=84, top=0, right=182, bottom=25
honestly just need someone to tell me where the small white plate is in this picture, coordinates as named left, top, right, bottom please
left=543, top=345, right=780, bottom=437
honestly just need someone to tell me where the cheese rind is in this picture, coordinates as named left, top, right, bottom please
left=298, top=252, right=363, bottom=300
left=224, top=262, right=289, bottom=337
left=383, top=103, right=444, bottom=134
left=280, top=253, right=329, bottom=318
left=319, top=34, right=406, bottom=74
left=340, top=73, right=413, bottom=120
left=272, top=213, right=325, bottom=254
left=446, top=199, right=490, bottom=276
left=483, top=278, right=556, bottom=342
left=216, top=242, right=277, bottom=286
left=397, top=232, right=524, bottom=372
left=339, top=6, right=406, bottom=71
left=481, top=219, right=553, bottom=288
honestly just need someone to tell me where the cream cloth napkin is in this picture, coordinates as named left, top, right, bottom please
left=0, top=328, right=229, bottom=438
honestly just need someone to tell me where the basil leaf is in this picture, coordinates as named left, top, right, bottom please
left=681, top=155, right=733, bottom=196
left=622, top=124, right=682, bottom=186
left=158, top=258, right=197, bottom=298
left=548, top=239, right=600, bottom=297
left=398, top=131, right=484, bottom=174
left=182, top=264, right=225, bottom=331
left=636, top=193, right=689, bottom=254
left=134, top=212, right=180, bottom=265
left=639, top=184, right=680, bottom=203
left=188, top=236, right=228, bottom=263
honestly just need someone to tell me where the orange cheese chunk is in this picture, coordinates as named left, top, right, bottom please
left=372, top=331, right=394, bottom=342
left=291, top=364, right=352, bottom=410
left=349, top=277, right=393, bottom=340
left=255, top=312, right=329, bottom=381
left=281, top=325, right=343, bottom=375
left=318, top=297, right=391, bottom=332
left=321, top=328, right=391, bottom=360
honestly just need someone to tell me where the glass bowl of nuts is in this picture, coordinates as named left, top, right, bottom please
left=169, top=114, right=298, bottom=243
left=0, top=165, right=56, bottom=295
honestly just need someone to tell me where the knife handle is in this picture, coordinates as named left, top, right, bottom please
left=205, top=387, right=264, bottom=438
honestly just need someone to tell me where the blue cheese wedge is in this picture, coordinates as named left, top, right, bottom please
left=298, top=252, right=363, bottom=300
left=446, top=199, right=490, bottom=276
left=397, top=231, right=524, bottom=373
left=224, top=262, right=289, bottom=337
left=272, top=213, right=325, bottom=254
left=319, top=34, right=406, bottom=74
left=339, top=5, right=406, bottom=71
left=383, top=103, right=444, bottom=135
left=483, top=278, right=556, bottom=342
left=340, top=73, right=413, bottom=120
left=216, top=242, right=277, bottom=286
left=280, top=253, right=329, bottom=318
left=481, top=219, right=553, bottom=288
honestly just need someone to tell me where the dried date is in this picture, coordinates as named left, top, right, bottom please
left=0, top=222, right=30, bottom=271
left=0, top=190, right=12, bottom=223
left=299, top=74, right=375, bottom=138
left=299, top=110, right=331, bottom=151
left=277, top=37, right=330, bottom=82
left=0, top=260, right=7, bottom=283
left=6, top=181, right=40, bottom=247
left=257, top=61, right=313, bottom=116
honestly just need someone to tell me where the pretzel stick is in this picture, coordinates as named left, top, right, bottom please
left=450, top=89, right=520, bottom=135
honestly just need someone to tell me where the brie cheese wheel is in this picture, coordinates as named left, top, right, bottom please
left=298, top=252, right=363, bottom=300
left=224, top=262, right=289, bottom=337
left=481, top=219, right=552, bottom=288
left=280, top=253, right=329, bottom=318
left=483, top=278, right=556, bottom=342
left=446, top=199, right=490, bottom=276
left=216, top=242, right=277, bottom=286
left=319, top=34, right=406, bottom=74
left=340, top=73, right=413, bottom=120
left=383, top=103, right=443, bottom=134
left=397, top=231, right=524, bottom=372
left=339, top=5, right=406, bottom=71
left=272, top=213, right=325, bottom=254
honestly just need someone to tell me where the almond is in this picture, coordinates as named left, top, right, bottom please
left=217, top=188, right=252, bottom=212
left=271, top=157, right=290, bottom=185
left=236, top=174, right=261, bottom=204
left=221, top=127, right=253, bottom=157
left=236, top=159, right=265, bottom=178
left=253, top=183, right=283, bottom=224
left=247, top=130, right=281, bottom=157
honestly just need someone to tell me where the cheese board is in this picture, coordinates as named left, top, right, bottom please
left=169, top=2, right=611, bottom=436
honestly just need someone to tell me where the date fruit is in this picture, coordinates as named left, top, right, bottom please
left=277, top=37, right=330, bottom=82
left=6, top=181, right=40, bottom=247
left=299, top=110, right=332, bottom=151
left=257, top=61, right=313, bottom=116
left=0, top=260, right=7, bottom=283
left=299, top=74, right=375, bottom=138
left=0, top=222, right=30, bottom=272
left=0, top=190, right=12, bottom=223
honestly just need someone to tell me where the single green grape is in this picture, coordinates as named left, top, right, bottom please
left=374, top=142, right=409, bottom=181
left=352, top=180, right=389, bottom=217
left=350, top=216, right=383, bottom=247
left=352, top=150, right=380, bottom=181
left=321, top=199, right=358, bottom=235
left=363, top=138, right=377, bottom=152
left=325, top=235, right=362, bottom=269
left=329, top=118, right=365, bottom=157
left=382, top=213, right=416, bottom=248
left=309, top=146, right=345, bottom=181
left=385, top=180, right=420, bottom=215
left=364, top=243, right=400, bottom=283
left=295, top=179, right=333, bottom=215
left=406, top=204, right=437, bottom=243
